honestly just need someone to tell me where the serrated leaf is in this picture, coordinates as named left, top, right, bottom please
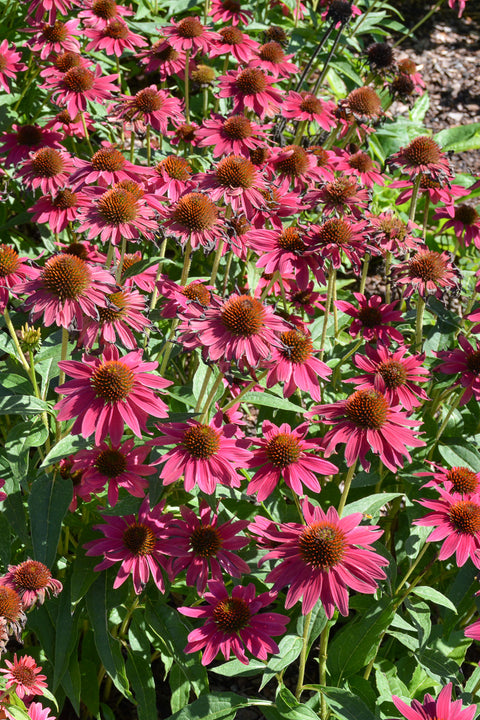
left=411, top=586, right=457, bottom=614
left=435, top=123, right=480, bottom=153
left=29, top=473, right=72, bottom=568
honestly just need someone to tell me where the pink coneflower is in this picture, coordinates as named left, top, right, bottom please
left=84, top=497, right=172, bottom=594
left=388, top=135, right=451, bottom=182
left=42, top=64, right=119, bottom=118
left=145, top=155, right=193, bottom=201
left=417, top=462, right=480, bottom=495
left=152, top=412, right=252, bottom=495
left=448, top=0, right=468, bottom=18
left=0, top=586, right=26, bottom=642
left=436, top=335, right=480, bottom=406
left=26, top=19, right=82, bottom=60
left=138, top=39, right=186, bottom=78
left=167, top=503, right=250, bottom=593
left=282, top=90, right=336, bottom=131
left=83, top=19, right=147, bottom=56
left=335, top=293, right=405, bottom=345
left=251, top=499, right=388, bottom=616
left=366, top=211, right=420, bottom=255
left=252, top=184, right=304, bottom=230
left=78, top=287, right=149, bottom=351
left=161, top=17, right=220, bottom=57
left=346, top=344, right=429, bottom=411
left=0, top=245, right=36, bottom=311
left=26, top=0, right=76, bottom=23
left=396, top=57, right=426, bottom=93
left=435, top=203, right=480, bottom=249
left=185, top=293, right=287, bottom=367
left=55, top=345, right=171, bottom=445
left=307, top=217, right=371, bottom=272
left=19, top=254, right=114, bottom=330
left=171, top=121, right=200, bottom=147
left=45, top=108, right=95, bottom=138
left=253, top=41, right=299, bottom=78
left=246, top=421, right=338, bottom=501
left=179, top=579, right=289, bottom=665
left=252, top=225, right=324, bottom=290
left=390, top=175, right=468, bottom=207
left=78, top=0, right=134, bottom=28
left=394, top=250, right=459, bottom=299
left=112, top=85, right=184, bottom=133
left=198, top=155, right=267, bottom=218
left=333, top=149, right=385, bottom=188
left=269, top=145, right=327, bottom=192
left=415, top=489, right=480, bottom=569
left=393, top=684, right=476, bottom=720
left=0, top=655, right=47, bottom=699
left=0, top=124, right=62, bottom=168
left=196, top=114, right=269, bottom=158
left=77, top=186, right=158, bottom=245
left=19, top=253, right=114, bottom=330
left=27, top=703, right=56, bottom=720
left=209, top=26, right=259, bottom=63
left=29, top=188, right=90, bottom=233
left=305, top=175, right=370, bottom=217
left=120, top=251, right=158, bottom=292
left=69, top=144, right=140, bottom=189
left=285, top=280, right=326, bottom=317
left=265, top=329, right=331, bottom=402
left=209, top=0, right=253, bottom=25
left=0, top=560, right=62, bottom=609
left=17, top=147, right=74, bottom=195
left=218, top=67, right=283, bottom=120
left=156, top=276, right=215, bottom=319
left=0, top=40, right=26, bottom=93
left=71, top=439, right=155, bottom=506
left=162, top=192, right=224, bottom=251
left=314, top=389, right=425, bottom=472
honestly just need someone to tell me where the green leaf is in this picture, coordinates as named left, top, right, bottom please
left=169, top=664, right=191, bottom=714
left=61, top=653, right=82, bottom=716
left=0, top=394, right=50, bottom=415
left=145, top=600, right=209, bottom=699
left=211, top=658, right=264, bottom=678
left=343, top=493, right=403, bottom=517
left=29, top=473, right=72, bottom=568
left=0, top=514, right=11, bottom=570
left=164, top=692, right=272, bottom=720
left=438, top=441, right=480, bottom=471
left=272, top=687, right=319, bottom=720
left=313, top=686, right=376, bottom=720
left=260, top=635, right=304, bottom=689
left=53, top=577, right=79, bottom=689
left=41, top=434, right=89, bottom=468
left=6, top=419, right=49, bottom=481
left=240, top=391, right=302, bottom=413
left=410, top=92, right=430, bottom=123
left=411, top=586, right=457, bottom=614
left=85, top=574, right=131, bottom=698
left=121, top=256, right=164, bottom=281
left=435, top=123, right=480, bottom=153
left=328, top=597, right=396, bottom=684
left=127, top=615, right=157, bottom=720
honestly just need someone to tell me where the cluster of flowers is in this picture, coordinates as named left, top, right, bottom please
left=0, top=557, right=61, bottom=720
left=0, top=0, right=478, bottom=684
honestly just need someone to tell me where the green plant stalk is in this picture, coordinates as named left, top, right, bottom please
left=194, top=367, right=214, bottom=414
left=56, top=328, right=70, bottom=442
left=129, top=131, right=135, bottom=162
left=312, top=22, right=346, bottom=95
left=3, top=308, right=30, bottom=373
left=414, top=296, right=426, bottom=350
left=319, top=266, right=336, bottom=362
left=359, top=252, right=370, bottom=295
left=80, top=112, right=94, bottom=155
left=222, top=250, right=234, bottom=296
left=185, top=49, right=191, bottom=123
left=319, top=624, right=331, bottom=720
left=146, top=125, right=152, bottom=166
left=29, top=349, right=51, bottom=454
left=422, top=195, right=430, bottom=240
left=295, top=611, right=312, bottom=700
left=12, top=65, right=40, bottom=113
left=220, top=370, right=268, bottom=413
left=159, top=238, right=193, bottom=373
left=385, top=250, right=393, bottom=304
left=337, top=461, right=357, bottom=517
left=116, top=236, right=127, bottom=283
left=209, top=238, right=226, bottom=287
left=408, top=174, right=423, bottom=223
left=428, top=391, right=462, bottom=459
left=394, top=543, right=429, bottom=595
left=393, top=0, right=445, bottom=47
left=293, top=120, right=307, bottom=145
left=294, top=23, right=334, bottom=93
left=331, top=337, right=363, bottom=388
left=200, top=372, right=225, bottom=422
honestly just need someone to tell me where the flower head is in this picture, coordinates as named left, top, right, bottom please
left=17, top=147, right=74, bottom=195
left=55, top=345, right=171, bottom=445
left=388, top=136, right=451, bottom=182
left=436, top=335, right=480, bottom=406
left=0, top=560, right=62, bottom=609
left=161, top=16, right=220, bottom=56
left=167, top=503, right=250, bottom=593
left=392, top=684, right=476, bottom=720
left=335, top=293, right=404, bottom=344
left=218, top=67, right=283, bottom=120
left=84, top=498, right=172, bottom=594
left=0, top=40, right=26, bottom=93
left=42, top=64, right=119, bottom=119
left=312, top=389, right=425, bottom=472
left=179, top=580, right=289, bottom=665
left=251, top=499, right=388, bottom=616
left=265, top=329, right=331, bottom=401
left=0, top=655, right=47, bottom=699
left=163, top=192, right=225, bottom=251
left=394, top=250, right=459, bottom=299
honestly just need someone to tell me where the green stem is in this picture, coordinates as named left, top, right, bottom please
left=146, top=125, right=152, bottom=166
left=331, top=337, right=363, bottom=389
left=295, top=611, right=312, bottom=700
left=159, top=239, right=193, bottom=373
left=194, top=367, right=213, bottom=414
left=129, top=131, right=135, bottom=162
left=337, top=461, right=357, bottom=517
left=29, top=350, right=50, bottom=455
left=116, top=236, right=127, bottom=284
left=319, top=625, right=331, bottom=720
left=414, top=296, right=426, bottom=351
left=12, top=66, right=40, bottom=113
left=81, top=112, right=94, bottom=155
left=312, top=23, right=347, bottom=95
left=3, top=308, right=30, bottom=372
left=209, top=238, right=225, bottom=287
left=222, top=250, right=234, bottom=296
left=200, top=373, right=225, bottom=423
left=422, top=195, right=430, bottom=240
left=408, top=174, right=422, bottom=223
left=394, top=543, right=429, bottom=595
left=359, top=252, right=370, bottom=295
left=220, top=370, right=268, bottom=413
left=293, top=121, right=307, bottom=146
left=185, top=50, right=191, bottom=123
left=393, top=0, right=445, bottom=48
left=385, top=250, right=393, bottom=304
left=428, top=392, right=462, bottom=459
left=319, top=266, right=336, bottom=362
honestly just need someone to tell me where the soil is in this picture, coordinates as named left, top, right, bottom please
left=391, top=0, right=480, bottom=176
